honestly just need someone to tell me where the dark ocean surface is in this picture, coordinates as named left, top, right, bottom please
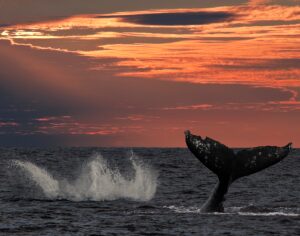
left=0, top=148, right=299, bottom=235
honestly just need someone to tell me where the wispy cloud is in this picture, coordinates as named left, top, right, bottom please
left=162, top=101, right=300, bottom=112
left=0, top=121, right=19, bottom=127
left=115, top=115, right=160, bottom=121
left=163, top=104, right=213, bottom=110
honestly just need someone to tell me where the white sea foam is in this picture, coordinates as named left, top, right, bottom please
left=13, top=153, right=158, bottom=201
left=164, top=205, right=231, bottom=215
left=164, top=205, right=299, bottom=216
left=238, top=212, right=299, bottom=217
left=164, top=205, right=202, bottom=214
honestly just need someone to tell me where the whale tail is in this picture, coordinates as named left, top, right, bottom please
left=184, top=130, right=292, bottom=212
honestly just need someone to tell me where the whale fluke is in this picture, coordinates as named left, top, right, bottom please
left=184, top=130, right=292, bottom=212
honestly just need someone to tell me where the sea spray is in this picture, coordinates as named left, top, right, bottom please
left=12, top=153, right=158, bottom=201
left=13, top=160, right=60, bottom=198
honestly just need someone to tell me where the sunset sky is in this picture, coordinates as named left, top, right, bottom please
left=0, top=0, right=300, bottom=147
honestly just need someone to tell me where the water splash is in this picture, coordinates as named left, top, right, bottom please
left=13, top=160, right=60, bottom=199
left=13, top=153, right=158, bottom=201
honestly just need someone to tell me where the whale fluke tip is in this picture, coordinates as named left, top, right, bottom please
left=184, top=130, right=191, bottom=136
left=286, top=142, right=293, bottom=150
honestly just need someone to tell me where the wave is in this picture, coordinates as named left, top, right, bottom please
left=12, top=153, right=158, bottom=201
left=237, top=212, right=299, bottom=217
left=164, top=205, right=300, bottom=217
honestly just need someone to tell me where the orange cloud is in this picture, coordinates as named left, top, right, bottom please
left=248, top=0, right=272, bottom=5
left=2, top=5, right=300, bottom=98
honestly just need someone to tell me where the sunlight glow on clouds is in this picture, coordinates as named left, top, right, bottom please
left=0, top=1, right=300, bottom=146
left=3, top=5, right=299, bottom=90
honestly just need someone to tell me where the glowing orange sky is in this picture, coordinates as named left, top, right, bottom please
left=0, top=0, right=299, bottom=147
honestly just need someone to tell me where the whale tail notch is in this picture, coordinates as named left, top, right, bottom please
left=184, top=130, right=292, bottom=212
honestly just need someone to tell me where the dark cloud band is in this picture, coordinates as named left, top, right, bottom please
left=100, top=11, right=235, bottom=26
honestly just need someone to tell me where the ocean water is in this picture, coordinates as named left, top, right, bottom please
left=0, top=147, right=299, bottom=235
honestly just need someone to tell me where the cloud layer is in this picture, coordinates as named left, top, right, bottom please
left=0, top=1, right=300, bottom=147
